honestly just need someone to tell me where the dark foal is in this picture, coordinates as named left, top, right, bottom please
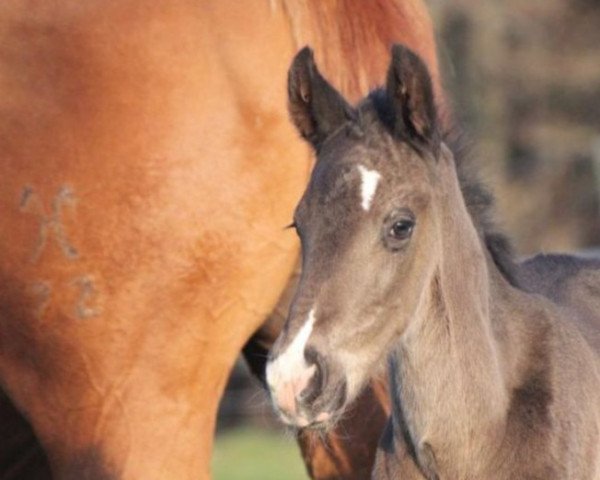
left=266, top=45, right=600, bottom=479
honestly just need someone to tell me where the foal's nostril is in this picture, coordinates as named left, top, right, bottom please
left=299, top=347, right=326, bottom=404
left=304, top=346, right=325, bottom=375
left=298, top=365, right=321, bottom=405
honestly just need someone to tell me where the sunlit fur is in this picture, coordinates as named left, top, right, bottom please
left=0, top=1, right=443, bottom=479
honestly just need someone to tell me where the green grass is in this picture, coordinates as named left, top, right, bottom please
left=212, top=427, right=309, bottom=480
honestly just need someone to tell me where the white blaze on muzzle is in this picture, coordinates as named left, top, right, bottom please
left=357, top=165, right=381, bottom=211
left=266, top=309, right=317, bottom=421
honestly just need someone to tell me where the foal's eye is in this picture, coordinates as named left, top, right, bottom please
left=383, top=211, right=416, bottom=251
left=390, top=220, right=414, bottom=240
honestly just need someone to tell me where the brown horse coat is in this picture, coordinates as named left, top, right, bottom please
left=0, top=1, right=442, bottom=478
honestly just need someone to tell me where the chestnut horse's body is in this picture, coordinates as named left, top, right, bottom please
left=0, top=1, right=441, bottom=478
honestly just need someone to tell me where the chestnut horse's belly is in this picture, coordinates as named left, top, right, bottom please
left=0, top=1, right=307, bottom=478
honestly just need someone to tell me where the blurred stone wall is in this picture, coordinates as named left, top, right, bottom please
left=429, top=0, right=600, bottom=253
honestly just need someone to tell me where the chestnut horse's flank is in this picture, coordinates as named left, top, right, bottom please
left=266, top=44, right=600, bottom=479
left=0, top=0, right=441, bottom=478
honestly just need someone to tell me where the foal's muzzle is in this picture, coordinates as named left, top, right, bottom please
left=266, top=347, right=347, bottom=428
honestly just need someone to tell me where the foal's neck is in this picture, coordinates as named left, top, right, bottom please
left=389, top=151, right=549, bottom=477
left=390, top=257, right=511, bottom=475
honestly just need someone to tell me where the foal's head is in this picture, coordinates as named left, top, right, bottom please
left=267, top=45, right=453, bottom=428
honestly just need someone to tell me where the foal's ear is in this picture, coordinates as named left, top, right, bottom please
left=386, top=45, right=440, bottom=155
left=288, top=47, right=355, bottom=149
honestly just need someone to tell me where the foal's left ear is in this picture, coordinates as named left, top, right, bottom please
left=386, top=45, right=440, bottom=155
left=288, top=47, right=355, bottom=149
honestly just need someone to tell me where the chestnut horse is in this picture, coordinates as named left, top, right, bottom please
left=267, top=44, right=600, bottom=478
left=0, top=0, right=443, bottom=479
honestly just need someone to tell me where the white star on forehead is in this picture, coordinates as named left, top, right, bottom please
left=357, top=165, right=381, bottom=211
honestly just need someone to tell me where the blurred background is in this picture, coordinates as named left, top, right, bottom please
left=214, top=1, right=600, bottom=478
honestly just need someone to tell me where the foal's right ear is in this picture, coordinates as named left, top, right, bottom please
left=288, top=47, right=355, bottom=149
left=386, top=44, right=440, bottom=155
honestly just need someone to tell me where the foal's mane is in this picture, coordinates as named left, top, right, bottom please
left=446, top=129, right=520, bottom=287
left=367, top=89, right=520, bottom=288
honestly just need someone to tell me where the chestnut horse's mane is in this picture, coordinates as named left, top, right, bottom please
left=279, top=0, right=443, bottom=105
